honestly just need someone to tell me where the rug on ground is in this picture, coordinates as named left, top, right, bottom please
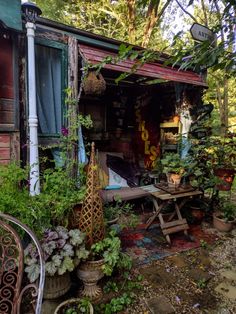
left=120, top=223, right=219, bottom=265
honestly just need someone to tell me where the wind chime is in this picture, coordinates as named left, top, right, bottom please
left=79, top=142, right=105, bottom=246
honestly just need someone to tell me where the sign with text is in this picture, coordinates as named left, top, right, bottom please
left=190, top=23, right=215, bottom=43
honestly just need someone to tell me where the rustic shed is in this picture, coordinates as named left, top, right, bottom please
left=0, top=3, right=207, bottom=172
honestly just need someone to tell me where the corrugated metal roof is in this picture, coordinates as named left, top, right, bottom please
left=0, top=0, right=22, bottom=31
left=79, top=44, right=207, bottom=87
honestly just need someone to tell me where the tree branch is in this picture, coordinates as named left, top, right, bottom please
left=175, top=0, right=198, bottom=23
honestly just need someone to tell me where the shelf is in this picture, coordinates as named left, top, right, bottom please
left=160, top=122, right=180, bottom=128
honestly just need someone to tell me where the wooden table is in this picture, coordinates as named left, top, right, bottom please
left=146, top=189, right=203, bottom=244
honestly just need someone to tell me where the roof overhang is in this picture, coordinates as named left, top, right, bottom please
left=0, top=0, right=22, bottom=32
left=79, top=44, right=207, bottom=87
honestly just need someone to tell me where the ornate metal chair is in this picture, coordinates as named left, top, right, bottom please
left=0, top=213, right=45, bottom=314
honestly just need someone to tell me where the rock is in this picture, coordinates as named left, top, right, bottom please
left=215, top=282, right=236, bottom=300
left=167, top=255, right=187, bottom=268
left=146, top=296, right=175, bottom=314
left=219, top=269, right=236, bottom=282
left=42, top=299, right=61, bottom=314
left=188, top=269, right=212, bottom=282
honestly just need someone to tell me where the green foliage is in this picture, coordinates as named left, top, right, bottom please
left=217, top=198, right=236, bottom=222
left=91, top=230, right=132, bottom=276
left=0, top=163, right=51, bottom=235
left=58, top=298, right=92, bottom=314
left=197, top=278, right=207, bottom=290
left=161, top=153, right=188, bottom=175
left=24, top=226, right=89, bottom=282
left=98, top=272, right=143, bottom=313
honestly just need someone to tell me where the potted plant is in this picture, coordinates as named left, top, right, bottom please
left=77, top=230, right=132, bottom=300
left=204, top=136, right=236, bottom=191
left=24, top=226, right=89, bottom=299
left=161, top=153, right=187, bottom=188
left=103, top=198, right=137, bottom=229
left=54, top=298, right=93, bottom=314
left=213, top=199, right=236, bottom=232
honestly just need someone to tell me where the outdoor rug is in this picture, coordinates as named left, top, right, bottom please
left=120, top=222, right=218, bottom=265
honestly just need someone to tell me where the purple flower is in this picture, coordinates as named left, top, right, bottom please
left=61, top=126, right=69, bottom=137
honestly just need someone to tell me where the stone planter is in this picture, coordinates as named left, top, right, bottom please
left=213, top=213, right=235, bottom=232
left=77, top=259, right=105, bottom=300
left=54, top=298, right=94, bottom=314
left=44, top=272, right=71, bottom=300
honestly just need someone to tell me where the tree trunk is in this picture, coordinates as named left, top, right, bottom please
left=216, top=76, right=229, bottom=136
left=127, top=0, right=136, bottom=44
left=141, top=0, right=172, bottom=47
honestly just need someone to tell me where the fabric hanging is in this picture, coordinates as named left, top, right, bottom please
left=35, top=45, right=62, bottom=135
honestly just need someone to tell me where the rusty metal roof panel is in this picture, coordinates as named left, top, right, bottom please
left=79, top=44, right=207, bottom=87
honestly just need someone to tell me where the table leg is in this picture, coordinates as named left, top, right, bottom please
left=145, top=198, right=165, bottom=229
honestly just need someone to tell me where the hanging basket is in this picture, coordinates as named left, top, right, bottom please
left=83, top=71, right=106, bottom=95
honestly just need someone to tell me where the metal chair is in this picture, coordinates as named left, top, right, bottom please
left=0, top=213, right=45, bottom=314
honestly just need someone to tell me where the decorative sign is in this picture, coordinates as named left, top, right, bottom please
left=134, top=96, right=159, bottom=169
left=190, top=23, right=215, bottom=43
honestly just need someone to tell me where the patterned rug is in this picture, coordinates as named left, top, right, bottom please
left=120, top=223, right=218, bottom=265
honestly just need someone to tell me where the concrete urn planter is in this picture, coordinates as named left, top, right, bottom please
left=44, top=272, right=71, bottom=300
left=77, top=259, right=105, bottom=300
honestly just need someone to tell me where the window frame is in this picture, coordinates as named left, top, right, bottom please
left=35, top=38, right=68, bottom=138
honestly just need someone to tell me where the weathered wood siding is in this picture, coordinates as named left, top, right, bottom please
left=0, top=133, right=20, bottom=164
left=0, top=36, right=14, bottom=128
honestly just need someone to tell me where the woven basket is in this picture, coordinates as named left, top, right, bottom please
left=83, top=71, right=106, bottom=95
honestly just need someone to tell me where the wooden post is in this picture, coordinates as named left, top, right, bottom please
left=68, top=36, right=78, bottom=178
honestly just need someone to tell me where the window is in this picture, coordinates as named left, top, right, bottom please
left=35, top=40, right=67, bottom=136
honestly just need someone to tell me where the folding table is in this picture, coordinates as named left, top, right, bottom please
left=146, top=188, right=203, bottom=244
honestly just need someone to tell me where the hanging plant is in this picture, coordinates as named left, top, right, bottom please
left=83, top=71, right=106, bottom=95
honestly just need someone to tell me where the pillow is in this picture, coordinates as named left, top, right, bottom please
left=98, top=166, right=109, bottom=189
left=108, top=168, right=129, bottom=188
left=106, top=154, right=138, bottom=187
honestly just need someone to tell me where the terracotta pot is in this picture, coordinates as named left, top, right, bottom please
left=213, top=213, right=235, bottom=232
left=173, top=115, right=180, bottom=123
left=190, top=207, right=205, bottom=224
left=214, top=168, right=235, bottom=191
left=77, top=259, right=104, bottom=300
left=44, top=272, right=71, bottom=300
left=54, top=298, right=94, bottom=314
left=167, top=173, right=181, bottom=189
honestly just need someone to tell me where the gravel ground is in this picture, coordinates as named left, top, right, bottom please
left=124, top=228, right=236, bottom=314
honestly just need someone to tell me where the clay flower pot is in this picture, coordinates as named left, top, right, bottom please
left=214, top=168, right=235, bottom=191
left=167, top=173, right=182, bottom=189
left=213, top=213, right=235, bottom=232
left=54, top=298, right=94, bottom=314
left=77, top=259, right=105, bottom=300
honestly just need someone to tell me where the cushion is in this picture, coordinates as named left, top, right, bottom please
left=106, top=154, right=138, bottom=187
left=108, top=168, right=129, bottom=188
left=98, top=152, right=123, bottom=176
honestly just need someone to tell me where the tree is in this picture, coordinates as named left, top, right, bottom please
left=171, top=0, right=236, bottom=136
left=35, top=0, right=173, bottom=48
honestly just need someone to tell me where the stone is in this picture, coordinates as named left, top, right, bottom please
left=219, top=269, right=236, bottom=282
left=167, top=255, right=187, bottom=268
left=188, top=269, right=212, bottom=282
left=146, top=296, right=175, bottom=314
left=42, top=299, right=61, bottom=314
left=215, top=282, right=236, bottom=300
left=140, top=266, right=175, bottom=288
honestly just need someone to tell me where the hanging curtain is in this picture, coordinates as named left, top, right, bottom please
left=35, top=45, right=62, bottom=134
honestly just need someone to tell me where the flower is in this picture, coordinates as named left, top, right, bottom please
left=61, top=126, right=69, bottom=137
left=24, top=226, right=89, bottom=282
